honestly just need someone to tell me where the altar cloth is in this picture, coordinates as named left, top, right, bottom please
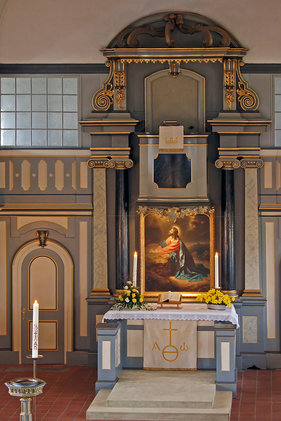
left=103, top=303, right=239, bottom=328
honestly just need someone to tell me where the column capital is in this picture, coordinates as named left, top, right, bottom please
left=215, top=158, right=240, bottom=170
left=240, top=158, right=263, bottom=169
left=87, top=157, right=133, bottom=170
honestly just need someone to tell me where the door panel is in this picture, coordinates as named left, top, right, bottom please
left=21, top=249, right=64, bottom=364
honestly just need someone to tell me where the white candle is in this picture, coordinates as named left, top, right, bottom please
left=215, top=252, right=219, bottom=289
left=132, top=252, right=138, bottom=287
left=32, top=300, right=39, bottom=359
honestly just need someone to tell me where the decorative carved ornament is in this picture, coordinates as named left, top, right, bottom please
left=236, top=60, right=259, bottom=112
left=87, top=158, right=133, bottom=170
left=109, top=12, right=237, bottom=49
left=215, top=158, right=241, bottom=170
left=92, top=60, right=126, bottom=112
left=240, top=158, right=263, bottom=168
left=137, top=205, right=215, bottom=222
left=36, top=230, right=48, bottom=247
left=224, top=59, right=235, bottom=111
left=215, top=158, right=264, bottom=170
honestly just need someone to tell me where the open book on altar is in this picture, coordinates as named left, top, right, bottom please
left=158, top=291, right=182, bottom=308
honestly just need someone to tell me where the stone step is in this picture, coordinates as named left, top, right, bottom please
left=107, top=381, right=216, bottom=409
left=86, top=389, right=232, bottom=421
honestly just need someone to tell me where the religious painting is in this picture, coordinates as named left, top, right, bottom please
left=138, top=206, right=215, bottom=298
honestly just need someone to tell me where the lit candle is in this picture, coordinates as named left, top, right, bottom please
left=132, top=252, right=138, bottom=287
left=215, top=252, right=219, bottom=289
left=32, top=300, right=39, bottom=359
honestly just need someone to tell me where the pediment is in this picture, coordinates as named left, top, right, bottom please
left=107, top=11, right=241, bottom=49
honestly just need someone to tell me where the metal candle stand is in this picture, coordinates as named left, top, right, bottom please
left=5, top=355, right=45, bottom=421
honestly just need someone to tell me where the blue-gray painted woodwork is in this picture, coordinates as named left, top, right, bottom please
left=215, top=323, right=237, bottom=397
left=96, top=322, right=122, bottom=392
left=96, top=319, right=237, bottom=393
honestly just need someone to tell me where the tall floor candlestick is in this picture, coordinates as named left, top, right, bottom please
left=32, top=300, right=39, bottom=359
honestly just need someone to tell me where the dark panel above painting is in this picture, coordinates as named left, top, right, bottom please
left=138, top=134, right=208, bottom=202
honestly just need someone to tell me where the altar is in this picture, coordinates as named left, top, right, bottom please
left=96, top=303, right=238, bottom=396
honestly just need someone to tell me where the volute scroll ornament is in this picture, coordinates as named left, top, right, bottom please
left=91, top=60, right=126, bottom=112
left=91, top=60, right=114, bottom=112
left=215, top=158, right=241, bottom=170
left=236, top=60, right=259, bottom=112
left=87, top=158, right=133, bottom=170
left=240, top=159, right=264, bottom=169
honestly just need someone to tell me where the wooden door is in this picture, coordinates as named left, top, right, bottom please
left=21, top=249, right=65, bottom=364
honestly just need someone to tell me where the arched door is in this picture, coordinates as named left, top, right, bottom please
left=21, top=249, right=64, bottom=364
left=12, top=240, right=73, bottom=364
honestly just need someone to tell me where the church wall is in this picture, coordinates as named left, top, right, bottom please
left=0, top=0, right=281, bottom=63
left=0, top=62, right=281, bottom=366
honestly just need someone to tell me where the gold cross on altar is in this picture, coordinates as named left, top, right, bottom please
left=163, top=321, right=178, bottom=345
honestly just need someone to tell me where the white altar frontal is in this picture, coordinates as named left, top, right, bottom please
left=96, top=303, right=239, bottom=396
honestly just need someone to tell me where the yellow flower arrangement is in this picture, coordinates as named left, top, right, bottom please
left=116, top=281, right=145, bottom=309
left=196, top=288, right=235, bottom=307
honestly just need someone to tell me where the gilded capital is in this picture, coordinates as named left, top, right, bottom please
left=87, top=158, right=133, bottom=170
left=215, top=158, right=240, bottom=170
left=240, top=158, right=263, bottom=169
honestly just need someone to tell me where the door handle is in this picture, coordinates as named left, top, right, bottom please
left=22, top=308, right=26, bottom=321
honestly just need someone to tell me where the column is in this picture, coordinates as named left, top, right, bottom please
left=116, top=169, right=129, bottom=290
left=92, top=168, right=109, bottom=295
left=216, top=158, right=240, bottom=293
left=222, top=169, right=235, bottom=291
left=241, top=159, right=263, bottom=295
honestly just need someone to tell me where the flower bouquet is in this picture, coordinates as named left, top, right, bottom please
left=196, top=288, right=235, bottom=310
left=114, top=281, right=144, bottom=310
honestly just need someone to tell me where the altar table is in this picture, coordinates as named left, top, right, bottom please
left=96, top=304, right=239, bottom=396
left=103, top=303, right=239, bottom=327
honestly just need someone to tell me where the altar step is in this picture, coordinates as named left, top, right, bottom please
left=86, top=370, right=232, bottom=420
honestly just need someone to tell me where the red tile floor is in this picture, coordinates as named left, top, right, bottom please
left=1, top=365, right=281, bottom=420
left=0, top=365, right=96, bottom=420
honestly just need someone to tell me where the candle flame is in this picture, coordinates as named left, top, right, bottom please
left=134, top=251, right=137, bottom=257
left=215, top=252, right=219, bottom=257
left=34, top=300, right=38, bottom=304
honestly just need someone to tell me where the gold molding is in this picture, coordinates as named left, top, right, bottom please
left=0, top=203, right=92, bottom=210
left=137, top=134, right=209, bottom=138
left=208, top=120, right=272, bottom=125
left=28, top=320, right=59, bottom=352
left=90, top=147, right=131, bottom=150
left=89, top=132, right=131, bottom=135
left=218, top=147, right=260, bottom=151
left=90, top=288, right=111, bottom=296
left=138, top=205, right=216, bottom=298
left=79, top=120, right=139, bottom=125
left=28, top=255, right=58, bottom=312
left=217, top=131, right=262, bottom=135
left=242, top=289, right=263, bottom=297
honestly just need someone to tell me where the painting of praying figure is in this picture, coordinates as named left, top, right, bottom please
left=138, top=206, right=215, bottom=297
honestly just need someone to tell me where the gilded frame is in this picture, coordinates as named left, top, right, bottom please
left=138, top=205, right=215, bottom=299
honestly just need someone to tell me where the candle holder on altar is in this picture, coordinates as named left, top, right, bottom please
left=5, top=378, right=46, bottom=421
